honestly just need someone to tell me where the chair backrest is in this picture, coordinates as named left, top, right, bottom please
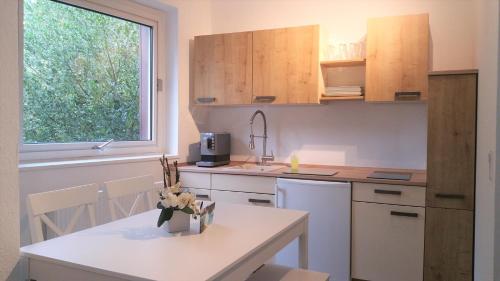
left=104, top=175, right=156, bottom=220
left=27, top=183, right=100, bottom=243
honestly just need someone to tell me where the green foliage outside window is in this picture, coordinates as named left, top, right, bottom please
left=23, top=0, right=150, bottom=144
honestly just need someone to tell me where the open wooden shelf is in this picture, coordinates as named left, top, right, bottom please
left=320, top=95, right=364, bottom=102
left=320, top=59, right=366, bottom=67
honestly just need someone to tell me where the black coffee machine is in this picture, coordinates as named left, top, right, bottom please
left=196, top=132, right=230, bottom=167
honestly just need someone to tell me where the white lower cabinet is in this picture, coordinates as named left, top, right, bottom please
left=211, top=190, right=275, bottom=207
left=185, top=187, right=211, bottom=201
left=351, top=201, right=425, bottom=281
left=211, top=174, right=276, bottom=194
left=180, top=172, right=211, bottom=189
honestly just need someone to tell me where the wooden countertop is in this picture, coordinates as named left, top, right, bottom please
left=179, top=162, right=427, bottom=187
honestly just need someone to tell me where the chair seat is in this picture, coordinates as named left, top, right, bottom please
left=247, top=264, right=330, bottom=281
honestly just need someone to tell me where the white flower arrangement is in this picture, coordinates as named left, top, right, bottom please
left=157, top=156, right=199, bottom=227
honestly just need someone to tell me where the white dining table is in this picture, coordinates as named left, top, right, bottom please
left=20, top=203, right=309, bottom=281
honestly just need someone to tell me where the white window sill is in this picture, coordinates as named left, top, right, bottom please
left=19, top=154, right=178, bottom=172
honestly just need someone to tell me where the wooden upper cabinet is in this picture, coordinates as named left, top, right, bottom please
left=365, top=14, right=429, bottom=102
left=193, top=32, right=253, bottom=105
left=426, top=74, right=477, bottom=210
left=252, top=25, right=320, bottom=104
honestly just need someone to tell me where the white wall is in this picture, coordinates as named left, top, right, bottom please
left=207, top=103, right=427, bottom=168
left=199, top=0, right=477, bottom=169
left=475, top=0, right=499, bottom=280
left=209, top=0, right=477, bottom=71
left=0, top=0, right=21, bottom=280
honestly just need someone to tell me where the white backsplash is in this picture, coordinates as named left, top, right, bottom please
left=201, top=102, right=427, bottom=169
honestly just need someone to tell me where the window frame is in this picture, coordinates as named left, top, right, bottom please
left=19, top=0, right=168, bottom=162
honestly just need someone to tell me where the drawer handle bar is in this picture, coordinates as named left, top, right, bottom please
left=253, top=96, right=276, bottom=103
left=195, top=194, right=209, bottom=199
left=374, top=189, right=402, bottom=195
left=435, top=193, right=465, bottom=199
left=390, top=211, right=418, bottom=218
left=248, top=198, right=272, bottom=204
left=197, top=97, right=216, bottom=103
left=395, top=91, right=421, bottom=101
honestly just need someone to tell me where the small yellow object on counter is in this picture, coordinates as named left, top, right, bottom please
left=290, top=154, right=299, bottom=173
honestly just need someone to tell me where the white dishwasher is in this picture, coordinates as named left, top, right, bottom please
left=274, top=178, right=351, bottom=281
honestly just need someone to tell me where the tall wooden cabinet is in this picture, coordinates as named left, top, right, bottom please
left=427, top=74, right=477, bottom=210
left=365, top=14, right=429, bottom=102
left=193, top=25, right=320, bottom=105
left=424, top=72, right=477, bottom=281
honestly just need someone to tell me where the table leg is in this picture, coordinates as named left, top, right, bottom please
left=298, top=219, right=309, bottom=269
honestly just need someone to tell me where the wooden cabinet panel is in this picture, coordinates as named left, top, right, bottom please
left=424, top=207, right=473, bottom=281
left=352, top=201, right=425, bottom=281
left=194, top=32, right=252, bottom=105
left=366, top=14, right=429, bottom=102
left=427, top=74, right=477, bottom=210
left=253, top=25, right=319, bottom=104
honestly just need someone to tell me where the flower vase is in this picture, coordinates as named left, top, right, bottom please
left=164, top=210, right=190, bottom=233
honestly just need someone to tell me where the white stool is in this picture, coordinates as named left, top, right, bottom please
left=247, top=264, right=330, bottom=281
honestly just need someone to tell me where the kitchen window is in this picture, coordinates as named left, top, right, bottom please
left=20, top=0, right=167, bottom=161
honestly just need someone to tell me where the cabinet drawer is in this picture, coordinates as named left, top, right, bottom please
left=211, top=190, right=275, bottom=207
left=212, top=174, right=276, bottom=194
left=353, top=182, right=425, bottom=207
left=179, top=172, right=211, bottom=189
left=185, top=188, right=211, bottom=201
left=352, top=201, right=425, bottom=281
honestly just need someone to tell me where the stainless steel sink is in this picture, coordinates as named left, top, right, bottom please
left=221, top=164, right=285, bottom=173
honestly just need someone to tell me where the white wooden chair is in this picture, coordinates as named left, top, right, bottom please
left=104, top=175, right=156, bottom=220
left=27, top=183, right=100, bottom=243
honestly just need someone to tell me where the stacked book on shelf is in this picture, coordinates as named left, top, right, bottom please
left=324, top=86, right=363, bottom=97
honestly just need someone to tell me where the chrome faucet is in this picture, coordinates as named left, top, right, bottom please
left=249, top=110, right=274, bottom=165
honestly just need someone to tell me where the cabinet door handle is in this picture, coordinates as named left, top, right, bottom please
left=253, top=96, right=276, bottom=103
left=374, top=189, right=402, bottom=195
left=197, top=97, right=216, bottom=104
left=248, top=198, right=272, bottom=204
left=395, top=91, right=421, bottom=101
left=196, top=194, right=209, bottom=199
left=435, top=193, right=465, bottom=199
left=390, top=211, right=418, bottom=218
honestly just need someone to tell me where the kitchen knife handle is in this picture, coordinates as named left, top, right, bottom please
left=435, top=193, right=466, bottom=199
left=197, top=97, right=216, bottom=104
left=248, top=198, right=272, bottom=204
left=253, top=96, right=276, bottom=103
left=395, top=91, right=421, bottom=101
left=390, top=211, right=419, bottom=218
left=374, top=189, right=402, bottom=195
